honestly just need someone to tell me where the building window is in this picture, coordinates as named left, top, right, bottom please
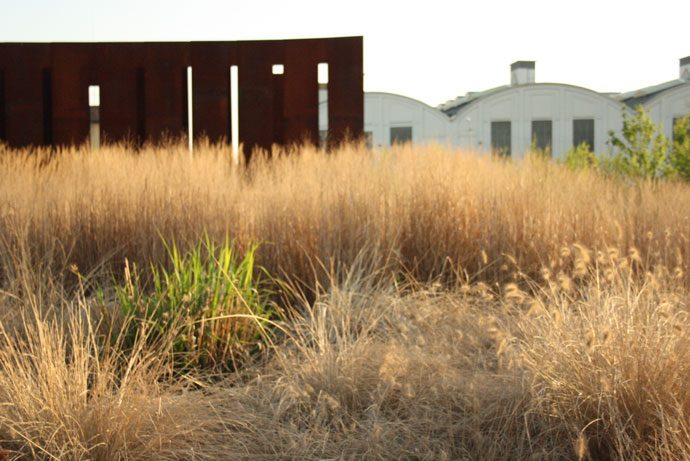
left=531, top=120, right=552, bottom=154
left=491, top=121, right=511, bottom=156
left=573, top=119, right=594, bottom=150
left=390, top=126, right=412, bottom=144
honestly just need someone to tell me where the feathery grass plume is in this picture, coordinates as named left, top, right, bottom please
left=0, top=141, right=689, bottom=458
left=0, top=287, right=219, bottom=459
left=2, top=141, right=690, bottom=288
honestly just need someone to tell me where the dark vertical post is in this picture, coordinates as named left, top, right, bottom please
left=4, top=44, right=51, bottom=147
left=136, top=67, right=146, bottom=145
left=283, top=42, right=319, bottom=146
left=190, top=42, right=233, bottom=143
left=237, top=41, right=278, bottom=159
left=51, top=44, right=92, bottom=145
left=0, top=69, right=5, bottom=142
left=95, top=44, right=142, bottom=144
left=143, top=44, right=190, bottom=143
left=181, top=66, right=188, bottom=132
left=327, top=37, right=364, bottom=146
left=42, top=68, right=53, bottom=145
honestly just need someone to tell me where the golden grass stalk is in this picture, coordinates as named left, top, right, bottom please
left=1, top=141, right=689, bottom=291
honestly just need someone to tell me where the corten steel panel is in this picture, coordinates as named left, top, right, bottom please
left=327, top=37, right=364, bottom=146
left=191, top=42, right=235, bottom=143
left=282, top=41, right=320, bottom=146
left=237, top=41, right=281, bottom=155
left=51, top=44, right=95, bottom=145
left=0, top=44, right=51, bottom=147
left=0, top=38, right=363, bottom=149
left=94, top=44, right=146, bottom=144
left=144, top=43, right=190, bottom=143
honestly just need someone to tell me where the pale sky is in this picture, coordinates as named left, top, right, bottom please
left=1, top=0, right=688, bottom=107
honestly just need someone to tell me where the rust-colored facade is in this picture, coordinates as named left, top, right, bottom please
left=0, top=37, right=363, bottom=155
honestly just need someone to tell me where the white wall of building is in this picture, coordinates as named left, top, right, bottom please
left=363, top=92, right=451, bottom=147
left=319, top=90, right=451, bottom=147
left=642, top=83, right=690, bottom=139
left=450, top=84, right=631, bottom=159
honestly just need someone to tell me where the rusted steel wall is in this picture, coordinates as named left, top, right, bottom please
left=0, top=37, right=363, bottom=156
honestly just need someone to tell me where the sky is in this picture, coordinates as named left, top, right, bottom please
left=1, top=0, right=689, bottom=107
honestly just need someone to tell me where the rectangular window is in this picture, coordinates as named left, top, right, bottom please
left=531, top=120, right=552, bottom=153
left=573, top=119, right=594, bottom=150
left=491, top=121, right=511, bottom=156
left=390, top=126, right=412, bottom=144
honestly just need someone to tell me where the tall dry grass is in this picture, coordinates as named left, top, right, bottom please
left=191, top=252, right=690, bottom=460
left=0, top=277, right=221, bottom=460
left=1, top=141, right=689, bottom=459
left=1, top=141, right=689, bottom=291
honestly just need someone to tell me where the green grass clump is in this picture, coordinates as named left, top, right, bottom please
left=116, top=236, right=274, bottom=371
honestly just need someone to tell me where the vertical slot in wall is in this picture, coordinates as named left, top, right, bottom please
left=317, top=63, right=329, bottom=149
left=42, top=68, right=53, bottom=145
left=272, top=64, right=285, bottom=146
left=187, top=66, right=193, bottom=154
left=88, top=85, right=100, bottom=150
left=230, top=65, right=239, bottom=164
left=135, top=68, right=146, bottom=146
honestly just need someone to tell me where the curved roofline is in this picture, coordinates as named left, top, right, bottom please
left=366, top=91, right=451, bottom=117
left=448, top=82, right=632, bottom=118
left=642, top=81, right=690, bottom=108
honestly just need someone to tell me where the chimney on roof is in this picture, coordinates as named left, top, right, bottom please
left=511, top=61, right=535, bottom=85
left=681, top=56, right=690, bottom=81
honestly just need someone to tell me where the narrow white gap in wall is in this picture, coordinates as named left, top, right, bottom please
left=88, top=85, right=100, bottom=151
left=230, top=65, right=239, bottom=165
left=187, top=66, right=193, bottom=157
left=317, top=63, right=329, bottom=148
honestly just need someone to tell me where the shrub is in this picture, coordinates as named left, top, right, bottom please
left=607, top=105, right=670, bottom=180
left=563, top=142, right=598, bottom=170
left=667, top=114, right=690, bottom=181
left=116, top=236, right=274, bottom=371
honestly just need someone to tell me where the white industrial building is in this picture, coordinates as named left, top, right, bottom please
left=334, top=56, right=690, bottom=158
left=618, top=57, right=690, bottom=140
left=319, top=88, right=451, bottom=147
left=443, top=62, right=630, bottom=158
left=363, top=92, right=451, bottom=147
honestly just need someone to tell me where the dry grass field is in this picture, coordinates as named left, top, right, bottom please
left=0, top=141, right=689, bottom=460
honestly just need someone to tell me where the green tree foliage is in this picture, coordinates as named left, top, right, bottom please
left=563, top=142, right=598, bottom=171
left=607, top=105, right=670, bottom=180
left=667, top=115, right=690, bottom=181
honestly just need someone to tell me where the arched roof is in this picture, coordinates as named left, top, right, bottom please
left=365, top=92, right=451, bottom=123
left=448, top=82, right=631, bottom=118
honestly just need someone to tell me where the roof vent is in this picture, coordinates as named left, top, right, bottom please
left=681, top=56, right=690, bottom=81
left=511, top=61, right=535, bottom=85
